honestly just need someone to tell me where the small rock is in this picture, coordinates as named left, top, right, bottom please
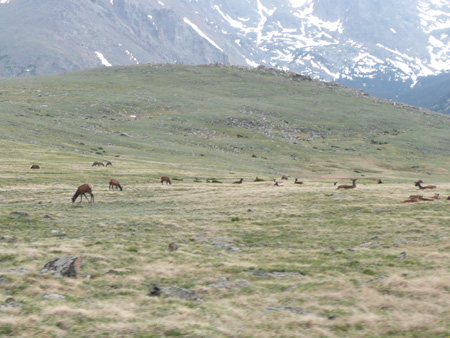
left=42, top=293, right=66, bottom=300
left=41, top=255, right=83, bottom=278
left=395, top=238, right=408, bottom=244
left=208, top=277, right=251, bottom=289
left=149, top=283, right=162, bottom=297
left=161, top=286, right=202, bottom=302
left=44, top=215, right=54, bottom=220
left=0, top=267, right=30, bottom=274
left=395, top=251, right=407, bottom=260
left=10, top=211, right=29, bottom=217
left=365, top=275, right=389, bottom=284
left=266, top=306, right=322, bottom=317
left=168, top=242, right=178, bottom=252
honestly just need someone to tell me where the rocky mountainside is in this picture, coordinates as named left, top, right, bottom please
left=0, top=0, right=449, bottom=112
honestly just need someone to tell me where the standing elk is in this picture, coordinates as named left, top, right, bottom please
left=337, top=179, right=357, bottom=190
left=109, top=179, right=123, bottom=191
left=72, top=184, right=94, bottom=203
left=415, top=180, right=437, bottom=190
left=92, top=161, right=104, bottom=167
left=106, top=161, right=113, bottom=166
left=161, top=176, right=172, bottom=185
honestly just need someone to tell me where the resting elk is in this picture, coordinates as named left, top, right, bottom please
left=294, top=178, right=303, bottom=184
left=233, top=178, right=244, bottom=184
left=415, top=180, right=437, bottom=190
left=281, top=175, right=289, bottom=180
left=109, top=179, right=123, bottom=191
left=337, top=179, right=357, bottom=190
left=30, top=165, right=40, bottom=169
left=161, top=176, right=172, bottom=185
left=72, top=184, right=94, bottom=203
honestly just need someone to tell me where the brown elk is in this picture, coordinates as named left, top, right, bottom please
left=92, top=161, right=104, bottom=167
left=377, top=178, right=383, bottom=184
left=281, top=175, right=289, bottom=180
left=415, top=180, right=436, bottom=190
left=233, top=178, right=244, bottom=184
left=161, top=176, right=172, bottom=185
left=337, top=179, right=357, bottom=190
left=30, top=165, right=40, bottom=169
left=109, top=179, right=123, bottom=191
left=106, top=161, right=113, bottom=167
left=294, top=178, right=303, bottom=184
left=403, top=196, right=421, bottom=203
left=72, top=184, right=94, bottom=203
left=432, top=193, right=440, bottom=200
left=447, top=196, right=450, bottom=201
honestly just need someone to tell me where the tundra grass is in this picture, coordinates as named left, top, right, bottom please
left=0, top=65, right=449, bottom=337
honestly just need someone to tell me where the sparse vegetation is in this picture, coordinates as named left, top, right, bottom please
left=0, top=65, right=449, bottom=337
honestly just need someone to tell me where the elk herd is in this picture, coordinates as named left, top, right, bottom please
left=29, top=163, right=449, bottom=204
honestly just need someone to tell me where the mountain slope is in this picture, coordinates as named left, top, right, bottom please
left=1, top=0, right=449, bottom=113
left=0, top=64, right=449, bottom=179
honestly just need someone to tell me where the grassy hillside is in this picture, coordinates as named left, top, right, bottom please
left=0, top=65, right=449, bottom=337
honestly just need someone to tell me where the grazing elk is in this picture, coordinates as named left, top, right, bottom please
left=106, top=161, right=113, bottom=166
left=72, top=184, right=94, bottom=203
left=337, top=179, right=357, bottom=190
left=30, top=165, right=40, bottom=169
left=92, top=161, right=104, bottom=167
left=109, top=179, right=123, bottom=191
left=161, top=176, right=172, bottom=185
left=233, top=178, right=244, bottom=184
left=415, top=180, right=437, bottom=190
left=294, top=178, right=303, bottom=184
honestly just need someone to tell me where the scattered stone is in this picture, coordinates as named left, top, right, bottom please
left=395, top=251, right=407, bottom=260
left=0, top=297, right=21, bottom=309
left=395, top=238, right=408, bottom=244
left=247, top=209, right=254, bottom=213
left=0, top=277, right=9, bottom=284
left=225, top=246, right=241, bottom=253
left=168, top=242, right=178, bottom=252
left=161, top=286, right=202, bottom=302
left=149, top=283, right=162, bottom=297
left=250, top=270, right=304, bottom=279
left=371, top=236, right=381, bottom=240
left=40, top=255, right=83, bottom=278
left=208, top=277, right=252, bottom=289
left=106, top=268, right=128, bottom=275
left=0, top=267, right=30, bottom=274
left=44, top=215, right=54, bottom=220
left=10, top=211, right=29, bottom=217
left=0, top=236, right=17, bottom=243
left=365, top=275, right=389, bottom=284
left=42, top=293, right=66, bottom=300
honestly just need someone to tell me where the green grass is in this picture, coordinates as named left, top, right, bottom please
left=0, top=65, right=449, bottom=337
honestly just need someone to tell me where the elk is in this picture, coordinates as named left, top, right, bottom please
left=447, top=196, right=450, bottom=201
left=418, top=196, right=434, bottom=201
left=92, top=161, right=104, bottom=167
left=233, top=178, right=244, bottom=184
left=109, top=179, right=123, bottom=191
left=294, top=178, right=303, bottom=184
left=161, top=176, right=172, bottom=185
left=281, top=175, right=289, bottom=180
left=72, top=184, right=94, bottom=203
left=403, top=196, right=421, bottom=203
left=273, top=179, right=283, bottom=186
left=415, top=180, right=436, bottom=190
left=337, top=179, right=357, bottom=190
left=106, top=161, right=113, bottom=166
left=432, top=193, right=440, bottom=200
left=377, top=178, right=383, bottom=184
left=30, top=164, right=40, bottom=169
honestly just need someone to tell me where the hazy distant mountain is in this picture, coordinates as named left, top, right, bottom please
left=0, top=0, right=449, bottom=112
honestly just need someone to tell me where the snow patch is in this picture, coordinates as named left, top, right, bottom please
left=183, top=18, right=223, bottom=52
left=0, top=0, right=12, bottom=3
left=95, top=52, right=112, bottom=67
